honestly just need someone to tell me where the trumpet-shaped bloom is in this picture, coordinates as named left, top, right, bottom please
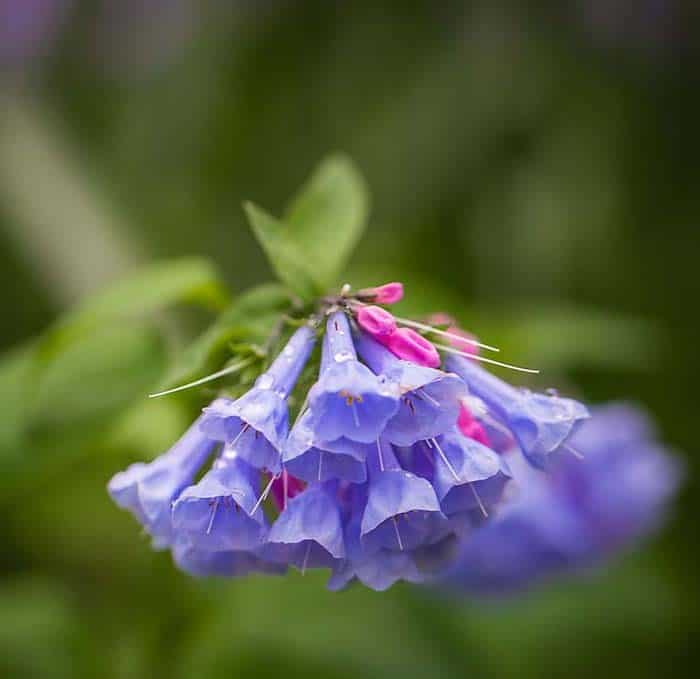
left=264, top=481, right=346, bottom=571
left=171, top=449, right=267, bottom=553
left=356, top=333, right=467, bottom=446
left=360, top=441, right=445, bottom=553
left=328, top=487, right=425, bottom=591
left=200, top=326, right=316, bottom=472
left=445, top=355, right=589, bottom=469
left=283, top=409, right=369, bottom=483
left=108, top=415, right=216, bottom=547
left=172, top=536, right=286, bottom=578
left=306, top=312, right=399, bottom=443
left=427, top=429, right=512, bottom=516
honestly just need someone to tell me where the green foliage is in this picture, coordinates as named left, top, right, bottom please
left=245, top=155, right=369, bottom=301
left=160, top=283, right=292, bottom=389
left=38, top=257, right=229, bottom=362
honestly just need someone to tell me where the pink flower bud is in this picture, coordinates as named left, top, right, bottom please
left=373, top=282, right=404, bottom=305
left=386, top=328, right=441, bottom=368
left=359, top=282, right=404, bottom=305
left=457, top=404, right=491, bottom=447
left=356, top=305, right=396, bottom=343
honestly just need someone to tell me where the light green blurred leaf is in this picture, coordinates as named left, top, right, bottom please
left=38, top=257, right=229, bottom=361
left=244, top=202, right=320, bottom=301
left=285, top=154, right=369, bottom=289
left=28, top=326, right=166, bottom=443
left=161, top=283, right=292, bottom=389
left=245, top=155, right=369, bottom=300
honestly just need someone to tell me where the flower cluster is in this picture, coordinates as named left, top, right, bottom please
left=108, top=282, right=679, bottom=593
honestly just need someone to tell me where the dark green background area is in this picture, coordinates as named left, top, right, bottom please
left=1, top=2, right=697, bottom=678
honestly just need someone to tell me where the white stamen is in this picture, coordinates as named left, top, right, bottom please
left=563, top=443, right=585, bottom=460
left=431, top=438, right=461, bottom=482
left=282, top=470, right=289, bottom=510
left=392, top=516, right=404, bottom=551
left=390, top=315, right=500, bottom=353
left=470, top=484, right=488, bottom=518
left=434, top=343, right=540, bottom=374
left=148, top=357, right=255, bottom=398
left=301, top=541, right=312, bottom=574
left=417, top=388, right=440, bottom=408
left=351, top=400, right=360, bottom=428
left=230, top=423, right=250, bottom=447
left=206, top=499, right=219, bottom=535
left=376, top=438, right=385, bottom=471
left=251, top=474, right=277, bottom=515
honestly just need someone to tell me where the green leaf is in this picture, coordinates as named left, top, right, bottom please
left=244, top=154, right=369, bottom=300
left=285, top=154, right=369, bottom=288
left=160, top=283, right=292, bottom=389
left=27, top=325, right=167, bottom=445
left=38, top=257, right=229, bottom=361
left=244, top=203, right=320, bottom=301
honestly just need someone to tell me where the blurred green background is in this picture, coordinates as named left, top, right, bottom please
left=1, top=2, right=698, bottom=678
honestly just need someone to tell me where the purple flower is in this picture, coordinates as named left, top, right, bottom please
left=356, top=333, right=467, bottom=446
left=107, top=415, right=216, bottom=547
left=360, top=440, right=445, bottom=553
left=427, top=428, right=513, bottom=517
left=306, top=312, right=399, bottom=443
left=328, top=549, right=423, bottom=592
left=327, top=486, right=425, bottom=591
left=264, top=481, right=346, bottom=571
left=172, top=536, right=286, bottom=579
left=283, top=409, right=369, bottom=483
left=441, top=404, right=682, bottom=595
left=445, top=355, right=589, bottom=469
left=200, top=326, right=316, bottom=473
left=171, top=450, right=267, bottom=553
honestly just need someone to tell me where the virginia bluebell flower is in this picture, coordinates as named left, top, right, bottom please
left=427, top=428, right=512, bottom=517
left=108, top=276, right=679, bottom=595
left=200, top=325, right=316, bottom=473
left=108, top=415, right=216, bottom=548
left=441, top=404, right=682, bottom=595
left=355, top=333, right=467, bottom=446
left=306, top=311, right=399, bottom=443
left=283, top=409, right=369, bottom=483
left=327, top=483, right=426, bottom=591
left=171, top=448, right=267, bottom=553
left=360, top=439, right=445, bottom=553
left=172, top=535, right=286, bottom=579
left=264, top=481, right=346, bottom=572
left=445, top=355, right=589, bottom=469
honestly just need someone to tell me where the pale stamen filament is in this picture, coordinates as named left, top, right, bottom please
left=148, top=357, right=256, bottom=398
left=434, top=343, right=539, bottom=374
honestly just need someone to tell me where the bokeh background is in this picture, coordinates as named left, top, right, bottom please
left=1, top=2, right=698, bottom=678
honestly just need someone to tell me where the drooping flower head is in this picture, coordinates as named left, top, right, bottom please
left=108, top=273, right=680, bottom=595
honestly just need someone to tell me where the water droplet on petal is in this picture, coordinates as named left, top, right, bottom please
left=334, top=351, right=354, bottom=363
left=256, top=374, right=274, bottom=390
